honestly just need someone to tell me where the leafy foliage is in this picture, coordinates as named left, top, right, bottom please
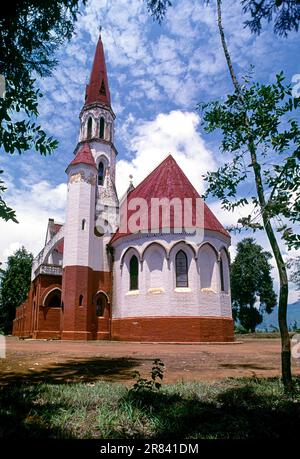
left=242, top=0, right=300, bottom=36
left=145, top=0, right=172, bottom=22
left=146, top=0, right=297, bottom=390
left=0, top=170, right=17, bottom=222
left=200, top=73, right=300, bottom=249
left=0, top=0, right=85, bottom=222
left=129, top=359, right=165, bottom=393
left=231, top=238, right=277, bottom=332
left=0, top=247, right=33, bottom=334
left=145, top=0, right=300, bottom=37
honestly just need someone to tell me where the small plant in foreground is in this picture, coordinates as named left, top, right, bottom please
left=129, top=359, right=165, bottom=393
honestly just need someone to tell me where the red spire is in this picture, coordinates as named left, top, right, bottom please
left=85, top=35, right=111, bottom=107
left=69, top=143, right=97, bottom=169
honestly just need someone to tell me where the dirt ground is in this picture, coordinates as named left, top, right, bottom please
left=1, top=336, right=300, bottom=385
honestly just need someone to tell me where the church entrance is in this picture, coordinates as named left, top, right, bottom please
left=95, top=292, right=110, bottom=340
left=37, top=287, right=62, bottom=339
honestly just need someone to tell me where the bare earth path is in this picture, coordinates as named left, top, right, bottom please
left=1, top=336, right=299, bottom=385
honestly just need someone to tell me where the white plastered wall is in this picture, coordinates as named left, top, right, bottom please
left=112, top=231, right=232, bottom=319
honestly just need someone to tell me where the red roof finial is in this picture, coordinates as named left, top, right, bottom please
left=85, top=34, right=111, bottom=107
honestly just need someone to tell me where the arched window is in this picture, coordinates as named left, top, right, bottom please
left=81, top=219, right=86, bottom=230
left=79, top=294, right=83, bottom=306
left=99, top=117, right=105, bottom=139
left=96, top=296, right=104, bottom=316
left=98, top=161, right=104, bottom=185
left=175, top=250, right=188, bottom=287
left=43, top=289, right=61, bottom=308
left=100, top=80, right=106, bottom=95
left=220, top=258, right=225, bottom=292
left=87, top=117, right=93, bottom=139
left=199, top=244, right=218, bottom=290
left=129, top=255, right=139, bottom=290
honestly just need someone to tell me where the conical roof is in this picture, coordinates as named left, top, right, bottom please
left=84, top=35, right=111, bottom=107
left=110, top=155, right=229, bottom=243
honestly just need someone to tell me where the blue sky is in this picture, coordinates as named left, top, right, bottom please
left=0, top=0, right=299, bottom=301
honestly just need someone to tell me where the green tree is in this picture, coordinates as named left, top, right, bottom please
left=242, top=0, right=300, bottom=37
left=146, top=0, right=299, bottom=390
left=231, top=238, right=277, bottom=332
left=145, top=0, right=172, bottom=22
left=0, top=247, right=33, bottom=334
left=146, top=0, right=300, bottom=36
left=0, top=0, right=86, bottom=222
left=202, top=0, right=299, bottom=391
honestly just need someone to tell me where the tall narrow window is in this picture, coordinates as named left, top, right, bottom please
left=96, top=296, right=104, bottom=316
left=100, top=80, right=106, bottom=95
left=175, top=250, right=188, bottom=287
left=96, top=293, right=109, bottom=319
left=220, top=258, right=225, bottom=292
left=98, top=161, right=104, bottom=185
left=79, top=294, right=83, bottom=306
left=99, top=117, right=105, bottom=139
left=87, top=117, right=93, bottom=139
left=129, top=255, right=139, bottom=290
left=81, top=219, right=86, bottom=230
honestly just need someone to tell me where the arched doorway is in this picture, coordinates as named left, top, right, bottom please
left=38, top=288, right=62, bottom=338
left=43, top=288, right=61, bottom=308
left=95, top=292, right=110, bottom=339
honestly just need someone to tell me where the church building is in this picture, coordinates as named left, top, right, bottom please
left=12, top=36, right=234, bottom=342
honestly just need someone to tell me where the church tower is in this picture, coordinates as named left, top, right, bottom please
left=61, top=35, right=118, bottom=340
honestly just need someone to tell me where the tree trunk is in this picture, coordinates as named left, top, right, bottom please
left=216, top=0, right=240, bottom=92
left=216, top=0, right=292, bottom=391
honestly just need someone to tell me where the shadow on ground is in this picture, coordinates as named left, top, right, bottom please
left=121, top=378, right=300, bottom=439
left=0, top=356, right=148, bottom=438
left=0, top=356, right=149, bottom=385
left=0, top=384, right=70, bottom=438
left=0, top=377, right=300, bottom=438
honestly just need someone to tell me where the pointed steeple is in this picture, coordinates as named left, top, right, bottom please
left=85, top=35, right=111, bottom=107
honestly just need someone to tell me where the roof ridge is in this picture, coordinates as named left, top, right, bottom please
left=130, top=153, right=175, bottom=195
left=110, top=153, right=230, bottom=243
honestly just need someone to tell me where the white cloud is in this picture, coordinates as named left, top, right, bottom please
left=1, top=0, right=298, bottom=311
left=116, top=109, right=216, bottom=197
left=224, top=219, right=300, bottom=304
left=209, top=200, right=259, bottom=229
left=0, top=181, right=67, bottom=263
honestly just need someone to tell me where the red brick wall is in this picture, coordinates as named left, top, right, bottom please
left=112, top=316, right=234, bottom=342
left=13, top=267, right=234, bottom=343
left=96, top=317, right=110, bottom=340
left=37, top=306, right=61, bottom=331
left=13, top=266, right=112, bottom=340
left=61, top=266, right=112, bottom=340
left=12, top=274, right=62, bottom=338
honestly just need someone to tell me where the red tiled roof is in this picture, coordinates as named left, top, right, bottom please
left=110, top=155, right=229, bottom=243
left=85, top=36, right=111, bottom=107
left=49, top=222, right=64, bottom=254
left=51, top=223, right=62, bottom=235
left=69, top=143, right=97, bottom=168
left=55, top=239, right=64, bottom=255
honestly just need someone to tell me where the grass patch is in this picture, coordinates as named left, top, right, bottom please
left=0, top=377, right=300, bottom=439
